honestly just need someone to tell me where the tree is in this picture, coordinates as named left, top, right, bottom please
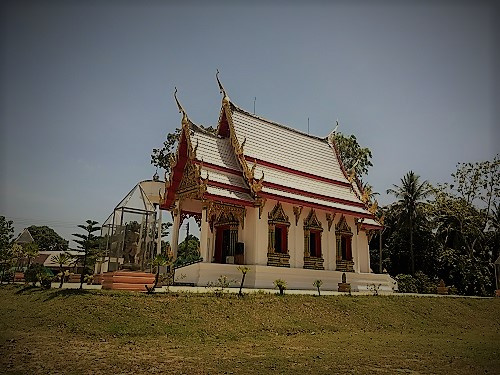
left=387, top=171, right=432, bottom=275
left=237, top=266, right=250, bottom=297
left=151, top=125, right=215, bottom=173
left=27, top=225, right=68, bottom=252
left=151, top=128, right=181, bottom=173
left=73, top=220, right=100, bottom=290
left=331, top=132, right=373, bottom=177
left=0, top=217, right=15, bottom=282
left=23, top=242, right=39, bottom=268
left=175, top=234, right=201, bottom=266
left=50, top=253, right=72, bottom=288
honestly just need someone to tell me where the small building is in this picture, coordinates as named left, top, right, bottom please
left=160, top=77, right=395, bottom=292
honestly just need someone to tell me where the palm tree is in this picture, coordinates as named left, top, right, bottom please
left=50, top=252, right=72, bottom=288
left=73, top=220, right=100, bottom=290
left=387, top=171, right=432, bottom=275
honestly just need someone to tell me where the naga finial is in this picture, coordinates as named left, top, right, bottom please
left=174, top=87, right=189, bottom=126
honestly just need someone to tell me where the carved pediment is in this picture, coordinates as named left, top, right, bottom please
left=303, top=209, right=322, bottom=230
left=268, top=202, right=289, bottom=224
left=335, top=215, right=352, bottom=235
left=177, top=162, right=201, bottom=197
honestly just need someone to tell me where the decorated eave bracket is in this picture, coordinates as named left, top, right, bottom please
left=216, top=70, right=264, bottom=198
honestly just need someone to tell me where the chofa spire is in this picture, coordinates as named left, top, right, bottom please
left=216, top=69, right=230, bottom=105
left=174, top=87, right=189, bottom=127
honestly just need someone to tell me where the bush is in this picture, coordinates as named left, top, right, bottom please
left=395, top=274, right=418, bottom=293
left=24, top=264, right=54, bottom=287
left=413, top=271, right=436, bottom=294
left=1, top=270, right=14, bottom=283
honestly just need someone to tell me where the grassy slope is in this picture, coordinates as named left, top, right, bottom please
left=0, top=285, right=498, bottom=375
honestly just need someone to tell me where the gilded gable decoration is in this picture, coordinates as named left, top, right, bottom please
left=293, top=206, right=303, bottom=226
left=268, top=202, right=289, bottom=224
left=326, top=213, right=336, bottom=231
left=180, top=211, right=202, bottom=228
left=303, top=209, right=323, bottom=231
left=335, top=215, right=352, bottom=235
left=216, top=70, right=264, bottom=198
left=206, top=201, right=246, bottom=231
left=255, top=197, right=267, bottom=219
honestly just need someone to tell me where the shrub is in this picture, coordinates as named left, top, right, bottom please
left=395, top=274, right=418, bottom=293
left=273, top=279, right=287, bottom=295
left=413, top=271, right=436, bottom=294
left=312, top=279, right=323, bottom=296
left=25, top=264, right=53, bottom=287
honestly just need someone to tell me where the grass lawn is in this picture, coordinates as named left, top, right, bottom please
left=0, top=284, right=498, bottom=374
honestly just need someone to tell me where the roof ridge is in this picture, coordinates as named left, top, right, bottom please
left=189, top=122, right=220, bottom=138
left=229, top=102, right=329, bottom=143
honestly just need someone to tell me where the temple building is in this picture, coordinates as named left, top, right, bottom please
left=161, top=76, right=395, bottom=291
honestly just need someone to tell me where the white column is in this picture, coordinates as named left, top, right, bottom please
left=200, top=208, right=210, bottom=262
left=171, top=203, right=181, bottom=260
left=156, top=206, right=162, bottom=255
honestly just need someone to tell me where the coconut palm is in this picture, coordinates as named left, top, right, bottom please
left=50, top=252, right=72, bottom=288
left=387, top=171, right=432, bottom=275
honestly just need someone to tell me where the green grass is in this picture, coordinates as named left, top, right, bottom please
left=0, top=284, right=499, bottom=374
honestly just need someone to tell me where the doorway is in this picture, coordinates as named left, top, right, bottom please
left=214, top=225, right=231, bottom=264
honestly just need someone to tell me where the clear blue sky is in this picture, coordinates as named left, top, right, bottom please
left=1, top=0, right=498, bottom=246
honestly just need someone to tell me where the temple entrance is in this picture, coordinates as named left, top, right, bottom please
left=214, top=225, right=231, bottom=264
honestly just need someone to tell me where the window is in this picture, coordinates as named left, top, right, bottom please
left=309, top=230, right=322, bottom=258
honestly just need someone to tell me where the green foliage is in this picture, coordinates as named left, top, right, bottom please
left=395, top=274, right=418, bottom=293
left=0, top=217, right=15, bottom=280
left=0, top=216, right=15, bottom=251
left=51, top=252, right=72, bottom=288
left=206, top=275, right=236, bottom=296
left=175, top=234, right=201, bottom=266
left=387, top=171, right=432, bottom=275
left=73, top=220, right=101, bottom=289
left=395, top=272, right=437, bottom=294
left=26, top=225, right=68, bottom=252
left=312, top=279, right=323, bottom=296
left=24, top=263, right=53, bottom=288
left=273, top=279, right=287, bottom=295
left=332, top=132, right=373, bottom=177
left=151, top=128, right=182, bottom=173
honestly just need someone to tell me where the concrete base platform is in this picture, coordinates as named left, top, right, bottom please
left=174, top=263, right=397, bottom=292
left=101, top=271, right=155, bottom=291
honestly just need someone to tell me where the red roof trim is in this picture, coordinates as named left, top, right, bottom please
left=361, top=223, right=384, bottom=230
left=207, top=180, right=250, bottom=194
left=244, top=156, right=352, bottom=188
left=259, top=191, right=375, bottom=219
left=193, top=160, right=241, bottom=176
left=203, top=193, right=255, bottom=207
left=263, top=181, right=365, bottom=209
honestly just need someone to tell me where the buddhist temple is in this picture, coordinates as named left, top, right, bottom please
left=160, top=74, right=396, bottom=292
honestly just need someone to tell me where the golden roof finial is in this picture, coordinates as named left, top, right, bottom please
left=174, top=87, right=188, bottom=126
left=216, top=69, right=230, bottom=105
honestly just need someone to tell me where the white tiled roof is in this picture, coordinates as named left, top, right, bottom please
left=201, top=167, right=248, bottom=190
left=229, top=105, right=368, bottom=211
left=253, top=164, right=360, bottom=204
left=231, top=107, right=347, bottom=182
left=262, top=186, right=371, bottom=216
left=191, top=126, right=241, bottom=171
left=206, top=185, right=254, bottom=203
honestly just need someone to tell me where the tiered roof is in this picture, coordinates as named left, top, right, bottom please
left=161, top=82, right=381, bottom=229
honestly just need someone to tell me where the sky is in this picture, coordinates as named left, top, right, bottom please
left=1, top=0, right=498, bottom=246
